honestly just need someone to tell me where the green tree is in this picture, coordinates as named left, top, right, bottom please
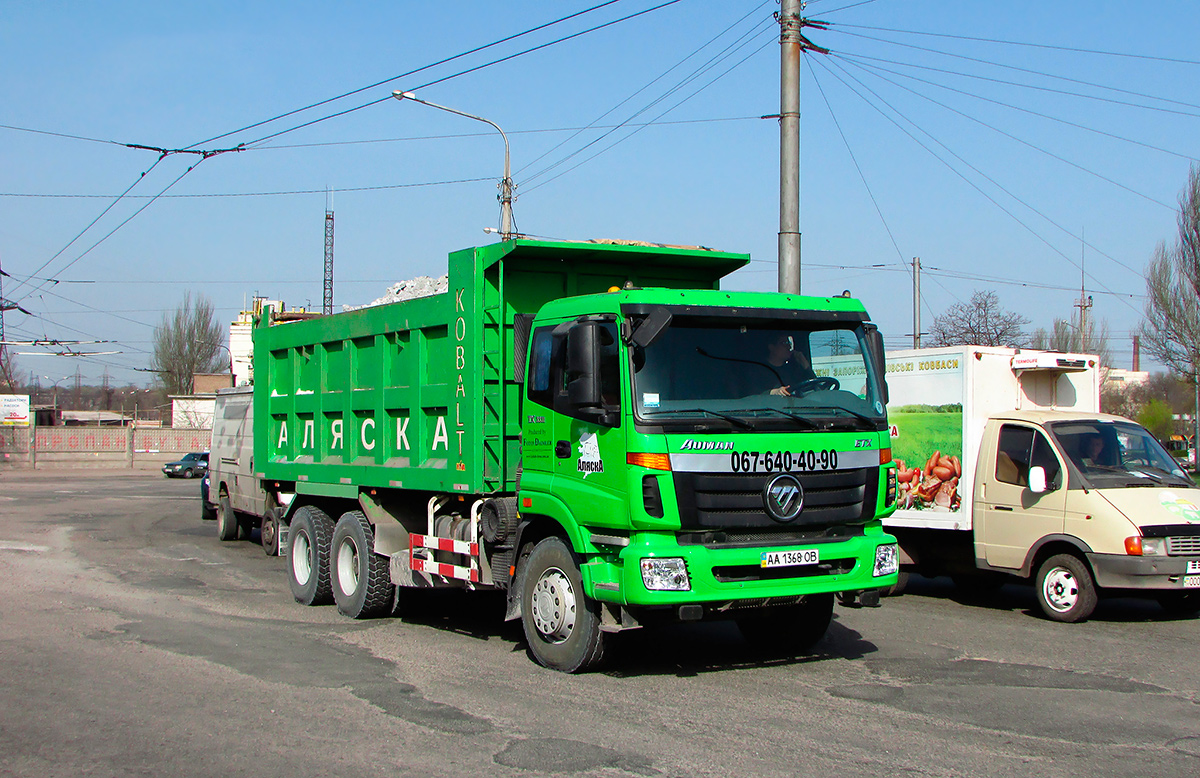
left=150, top=292, right=225, bottom=396
left=1137, top=398, right=1176, bottom=441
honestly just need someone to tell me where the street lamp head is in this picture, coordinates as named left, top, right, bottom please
left=392, top=90, right=416, bottom=101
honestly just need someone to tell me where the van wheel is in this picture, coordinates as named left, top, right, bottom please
left=288, top=506, right=334, bottom=606
left=520, top=537, right=605, bottom=673
left=217, top=494, right=238, bottom=541
left=1156, top=591, right=1200, bottom=616
left=330, top=511, right=394, bottom=619
left=260, top=508, right=279, bottom=556
left=1035, top=554, right=1097, bottom=623
left=737, top=593, right=834, bottom=653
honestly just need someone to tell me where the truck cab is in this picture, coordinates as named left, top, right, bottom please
left=974, top=410, right=1200, bottom=620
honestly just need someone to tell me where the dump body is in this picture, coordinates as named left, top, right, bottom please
left=254, top=240, right=745, bottom=496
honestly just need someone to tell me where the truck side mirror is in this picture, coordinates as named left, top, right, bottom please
left=864, top=324, right=889, bottom=404
left=1029, top=465, right=1048, bottom=494
left=566, top=322, right=603, bottom=409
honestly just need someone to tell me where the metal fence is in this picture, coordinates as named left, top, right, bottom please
left=0, top=425, right=212, bottom=468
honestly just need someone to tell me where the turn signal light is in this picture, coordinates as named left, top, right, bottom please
left=879, top=448, right=892, bottom=465
left=627, top=452, right=672, bottom=471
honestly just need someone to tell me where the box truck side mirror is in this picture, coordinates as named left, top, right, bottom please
left=567, top=321, right=603, bottom=409
left=1029, top=465, right=1048, bottom=494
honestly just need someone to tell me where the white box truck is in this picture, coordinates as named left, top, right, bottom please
left=884, top=346, right=1200, bottom=621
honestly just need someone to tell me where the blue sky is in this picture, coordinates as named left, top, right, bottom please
left=2, top=0, right=1199, bottom=386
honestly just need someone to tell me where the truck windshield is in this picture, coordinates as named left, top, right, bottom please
left=629, top=316, right=886, bottom=430
left=1048, top=419, right=1192, bottom=487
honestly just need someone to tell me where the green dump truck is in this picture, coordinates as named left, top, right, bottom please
left=255, top=239, right=899, bottom=671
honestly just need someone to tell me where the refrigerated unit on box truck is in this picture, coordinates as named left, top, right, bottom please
left=250, top=238, right=901, bottom=671
left=884, top=346, right=1200, bottom=621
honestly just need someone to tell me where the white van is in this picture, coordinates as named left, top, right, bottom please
left=210, top=387, right=284, bottom=555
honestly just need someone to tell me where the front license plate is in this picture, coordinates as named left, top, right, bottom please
left=761, top=549, right=819, bottom=568
left=1185, top=575, right=1200, bottom=589
left=1187, top=560, right=1200, bottom=574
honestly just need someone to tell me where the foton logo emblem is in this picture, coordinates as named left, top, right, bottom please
left=763, top=473, right=804, bottom=522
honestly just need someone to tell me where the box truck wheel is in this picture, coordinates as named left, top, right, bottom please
left=217, top=493, right=239, bottom=542
left=520, top=537, right=605, bottom=673
left=1035, top=554, right=1097, bottom=623
left=737, top=593, right=834, bottom=653
left=288, top=506, right=335, bottom=606
left=331, top=511, right=394, bottom=619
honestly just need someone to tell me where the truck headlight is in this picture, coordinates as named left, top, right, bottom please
left=641, top=558, right=690, bottom=591
left=1125, top=536, right=1167, bottom=556
left=874, top=543, right=899, bottom=577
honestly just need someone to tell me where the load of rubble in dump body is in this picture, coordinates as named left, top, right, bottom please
left=342, top=275, right=449, bottom=311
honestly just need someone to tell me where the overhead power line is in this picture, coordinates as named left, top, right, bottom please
left=830, top=23, right=1200, bottom=67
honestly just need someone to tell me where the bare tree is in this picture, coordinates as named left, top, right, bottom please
left=1140, top=166, right=1200, bottom=392
left=1029, top=314, right=1112, bottom=367
left=150, top=292, right=225, bottom=396
left=928, top=290, right=1029, bottom=347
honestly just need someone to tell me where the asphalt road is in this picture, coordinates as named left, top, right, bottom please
left=1, top=469, right=1198, bottom=778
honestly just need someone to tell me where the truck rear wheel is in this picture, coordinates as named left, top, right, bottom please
left=330, top=511, right=394, bottom=619
left=1035, top=554, right=1097, bottom=623
left=737, top=593, right=834, bottom=653
left=288, top=506, right=334, bottom=606
left=520, top=537, right=605, bottom=673
left=217, top=494, right=239, bottom=542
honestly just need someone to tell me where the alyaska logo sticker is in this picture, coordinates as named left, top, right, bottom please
left=1159, top=491, right=1200, bottom=523
left=577, top=431, right=603, bottom=477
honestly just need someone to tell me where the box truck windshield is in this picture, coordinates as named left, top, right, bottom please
left=629, top=315, right=886, bottom=430
left=1047, top=419, right=1191, bottom=487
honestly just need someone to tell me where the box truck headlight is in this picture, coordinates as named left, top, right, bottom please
left=874, top=543, right=899, bottom=577
left=1125, top=536, right=1167, bottom=556
left=641, top=558, right=690, bottom=591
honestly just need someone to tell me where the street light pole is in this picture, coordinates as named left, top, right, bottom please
left=392, top=91, right=515, bottom=240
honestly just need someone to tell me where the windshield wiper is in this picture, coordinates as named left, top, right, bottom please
left=801, top=404, right=879, bottom=428
left=641, top=408, right=754, bottom=430
left=740, top=407, right=820, bottom=429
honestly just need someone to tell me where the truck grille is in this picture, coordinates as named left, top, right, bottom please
left=672, top=468, right=876, bottom=531
left=1167, top=536, right=1200, bottom=555
left=678, top=525, right=866, bottom=549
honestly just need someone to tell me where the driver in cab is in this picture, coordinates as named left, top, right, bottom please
left=766, top=333, right=817, bottom=397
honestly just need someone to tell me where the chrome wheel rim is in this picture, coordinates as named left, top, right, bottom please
left=292, top=532, right=312, bottom=586
left=531, top=567, right=576, bottom=643
left=336, top=538, right=360, bottom=597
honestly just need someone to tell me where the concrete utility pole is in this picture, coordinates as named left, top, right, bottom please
left=777, top=2, right=828, bottom=294
left=912, top=257, right=922, bottom=348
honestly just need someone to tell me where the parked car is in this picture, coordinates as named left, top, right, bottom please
left=163, top=452, right=208, bottom=479
left=200, top=472, right=217, bottom=520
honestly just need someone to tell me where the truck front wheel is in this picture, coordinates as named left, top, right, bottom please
left=737, top=593, right=834, bottom=653
left=288, top=506, right=334, bottom=606
left=1035, top=554, right=1097, bottom=623
left=520, top=537, right=605, bottom=673
left=330, top=511, right=394, bottom=619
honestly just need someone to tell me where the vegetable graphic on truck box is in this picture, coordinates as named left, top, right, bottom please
left=253, top=239, right=899, bottom=671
